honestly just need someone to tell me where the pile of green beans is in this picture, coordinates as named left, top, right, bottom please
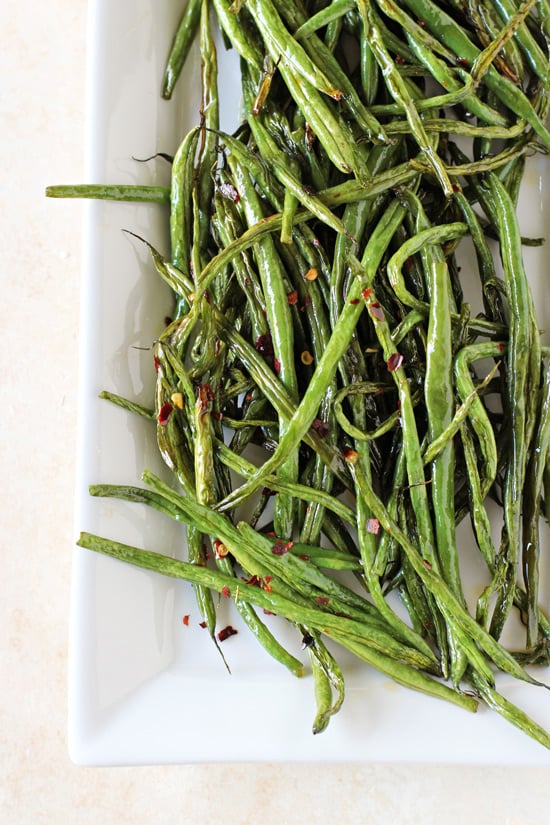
left=49, top=0, right=550, bottom=746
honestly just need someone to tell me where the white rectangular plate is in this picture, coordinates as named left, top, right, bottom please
left=69, top=0, right=550, bottom=765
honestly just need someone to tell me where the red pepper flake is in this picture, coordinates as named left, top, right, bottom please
left=305, top=267, right=318, bottom=281
left=271, top=540, right=294, bottom=556
left=219, top=181, right=240, bottom=203
left=199, top=621, right=207, bottom=628
left=299, top=554, right=310, bottom=561
left=316, top=596, right=329, bottom=607
left=370, top=302, right=385, bottom=322
left=213, top=539, right=229, bottom=558
left=396, top=55, right=406, bottom=64
left=217, top=625, right=238, bottom=642
left=221, top=585, right=231, bottom=598
left=273, top=357, right=281, bottom=374
left=245, top=393, right=253, bottom=402
left=263, top=609, right=276, bottom=616
left=255, top=333, right=274, bottom=357
left=344, top=448, right=359, bottom=464
left=266, top=531, right=276, bottom=537
left=262, top=487, right=276, bottom=497
left=312, top=237, right=320, bottom=247
left=456, top=57, right=470, bottom=68
left=417, top=18, right=426, bottom=27
left=214, top=339, right=222, bottom=356
left=287, top=290, right=299, bottom=306
left=311, top=418, right=330, bottom=438
left=423, top=559, right=433, bottom=569
left=198, top=383, right=215, bottom=415
left=157, top=401, right=173, bottom=425
left=387, top=352, right=404, bottom=372
left=452, top=183, right=461, bottom=193
left=366, top=518, right=380, bottom=535
left=498, top=343, right=506, bottom=351
left=212, top=411, right=224, bottom=421
left=154, top=355, right=160, bottom=373
left=349, top=298, right=360, bottom=305
left=182, top=614, right=190, bottom=626
left=362, top=288, right=373, bottom=300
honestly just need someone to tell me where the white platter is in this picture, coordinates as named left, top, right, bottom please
left=69, top=0, right=550, bottom=765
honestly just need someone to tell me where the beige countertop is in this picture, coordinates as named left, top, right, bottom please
left=2, top=1, right=550, bottom=822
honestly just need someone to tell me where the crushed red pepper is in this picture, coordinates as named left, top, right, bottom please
left=157, top=401, right=173, bottom=425
left=344, top=448, right=359, bottom=464
left=271, top=540, right=294, bottom=556
left=311, top=418, right=330, bottom=438
left=217, top=625, right=238, bottom=641
left=369, top=302, right=385, bottom=322
left=218, top=181, right=240, bottom=202
left=366, top=518, right=381, bottom=535
left=387, top=353, right=404, bottom=372
left=255, top=333, right=274, bottom=357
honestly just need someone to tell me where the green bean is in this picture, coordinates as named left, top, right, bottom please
left=523, top=360, right=550, bottom=647
left=470, top=670, right=550, bottom=751
left=358, top=0, right=453, bottom=195
left=352, top=465, right=547, bottom=688
left=400, top=0, right=550, bottom=146
left=162, top=0, right=202, bottom=99
left=294, top=0, right=354, bottom=39
left=212, top=0, right=264, bottom=67
left=45, top=184, right=170, bottom=203
left=216, top=200, right=405, bottom=512
left=491, top=0, right=550, bottom=79
left=272, top=0, right=388, bottom=143
left=482, top=173, right=539, bottom=639
left=307, top=631, right=345, bottom=734
left=377, top=0, right=508, bottom=126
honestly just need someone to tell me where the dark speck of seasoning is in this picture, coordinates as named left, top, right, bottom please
left=311, top=418, right=330, bottom=438
left=255, top=333, right=274, bottom=357
left=217, top=625, right=238, bottom=642
left=271, top=540, right=294, bottom=556
left=301, top=632, right=315, bottom=649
